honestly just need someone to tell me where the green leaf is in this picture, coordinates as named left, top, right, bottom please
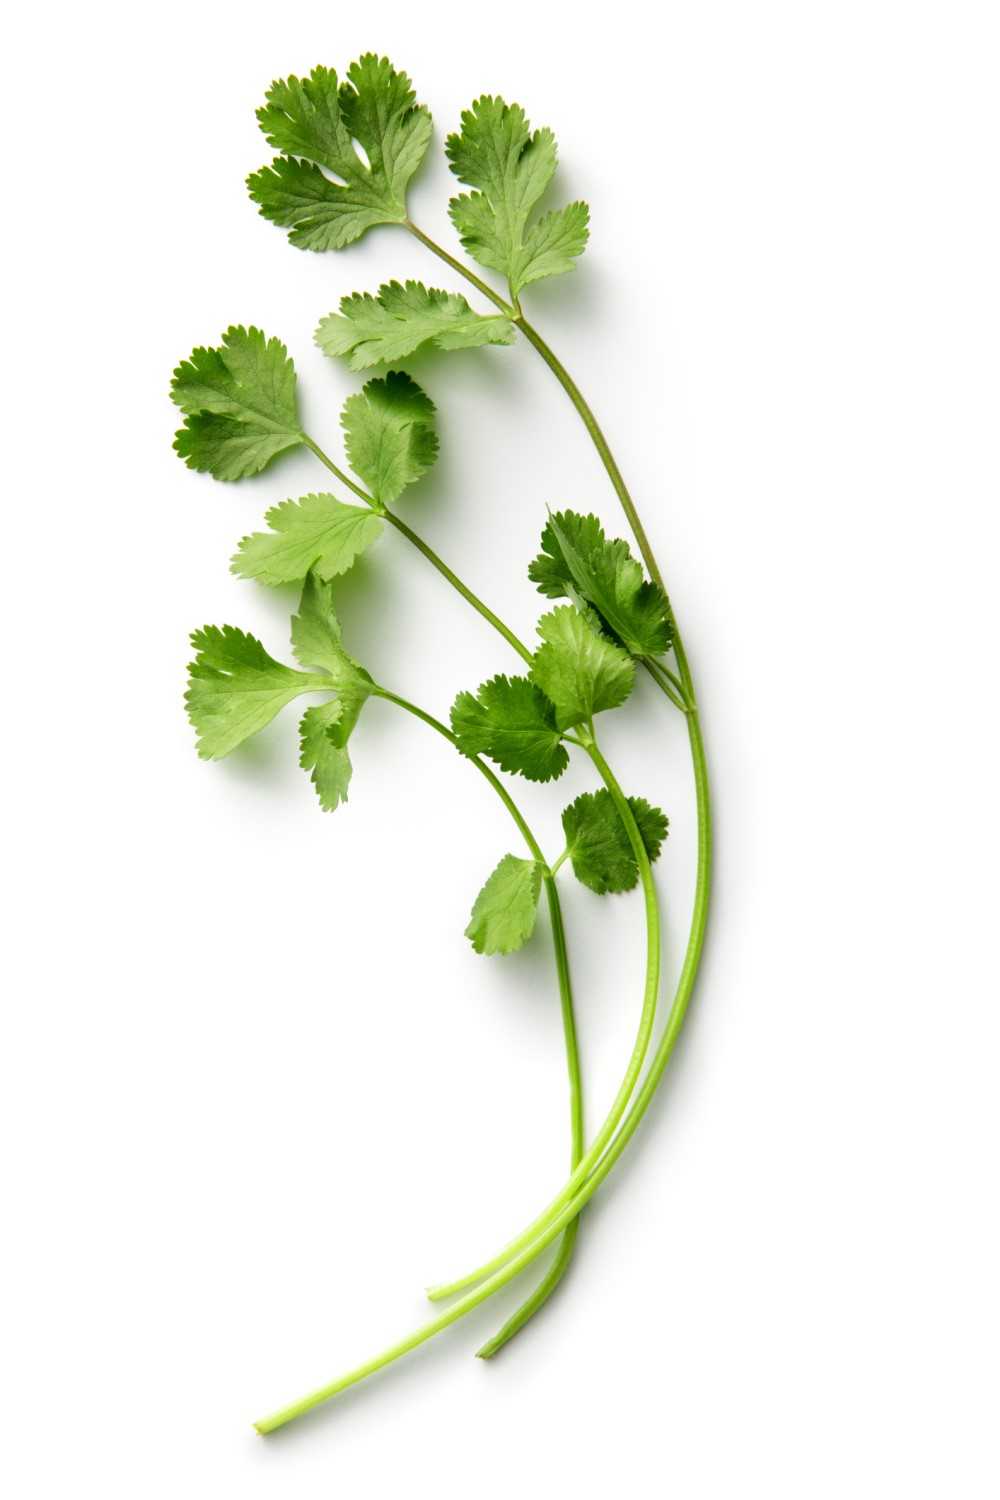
left=290, top=574, right=374, bottom=742
left=446, top=96, right=589, bottom=297
left=248, top=57, right=432, bottom=250
left=316, top=280, right=516, bottom=370
left=561, top=791, right=669, bottom=894
left=185, top=624, right=334, bottom=761
left=529, top=511, right=674, bottom=657
left=531, top=607, right=635, bottom=730
left=465, top=854, right=543, bottom=955
left=231, top=493, right=384, bottom=585
left=517, top=202, right=591, bottom=289
left=299, top=699, right=354, bottom=811
left=341, top=371, right=438, bottom=504
left=171, top=327, right=305, bottom=481
left=450, top=675, right=568, bottom=783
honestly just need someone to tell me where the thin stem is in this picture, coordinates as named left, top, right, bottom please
left=426, top=727, right=660, bottom=1303
left=384, top=512, right=534, bottom=667
left=303, top=436, right=535, bottom=667
left=403, top=220, right=515, bottom=317
left=253, top=709, right=709, bottom=1433
left=254, top=737, right=699, bottom=1436
left=370, top=685, right=583, bottom=1357
left=373, top=687, right=539, bottom=856
left=642, top=656, right=690, bottom=705
left=303, top=436, right=372, bottom=504
left=641, top=657, right=689, bottom=713
left=511, top=318, right=668, bottom=598
left=476, top=871, right=583, bottom=1358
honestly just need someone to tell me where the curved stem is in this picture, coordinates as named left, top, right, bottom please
left=476, top=872, right=583, bottom=1358
left=304, top=437, right=534, bottom=666
left=254, top=738, right=695, bottom=1436
left=513, top=317, right=666, bottom=595
left=254, top=704, right=709, bottom=1433
left=372, top=686, right=584, bottom=1344
left=426, top=727, right=660, bottom=1303
left=373, top=687, right=539, bottom=856
left=403, top=220, right=515, bottom=317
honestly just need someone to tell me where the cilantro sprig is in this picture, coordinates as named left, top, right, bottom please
left=173, top=52, right=712, bottom=1435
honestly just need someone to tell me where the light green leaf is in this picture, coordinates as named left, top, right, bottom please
left=185, top=624, right=334, bottom=761
left=562, top=791, right=669, bottom=894
left=316, top=280, right=516, bottom=370
left=231, top=493, right=384, bottom=585
left=341, top=371, right=438, bottom=503
left=290, top=574, right=374, bottom=743
left=171, top=326, right=305, bottom=481
left=248, top=57, right=432, bottom=250
left=531, top=606, right=635, bottom=730
left=299, top=699, right=354, bottom=811
left=466, top=854, right=543, bottom=955
left=529, top=510, right=674, bottom=657
left=446, top=96, right=589, bottom=296
left=450, top=675, right=568, bottom=783
left=517, top=202, right=591, bottom=289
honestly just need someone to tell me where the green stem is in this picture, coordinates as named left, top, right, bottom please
left=641, top=657, right=689, bottom=713
left=476, top=871, right=583, bottom=1358
left=304, top=437, right=534, bottom=667
left=403, top=220, right=515, bottom=317
left=426, top=726, right=660, bottom=1303
left=302, top=436, right=371, bottom=504
left=384, top=512, right=534, bottom=667
left=513, top=317, right=666, bottom=596
left=403, top=223, right=666, bottom=598
left=371, top=686, right=583, bottom=1347
left=253, top=707, right=708, bottom=1433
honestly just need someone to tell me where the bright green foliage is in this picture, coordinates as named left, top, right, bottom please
left=185, top=624, right=334, bottom=761
left=248, top=58, right=432, bottom=250
left=341, top=372, right=438, bottom=504
left=299, top=700, right=353, bottom=812
left=562, top=791, right=669, bottom=894
left=232, top=493, right=384, bottom=585
left=531, top=607, right=635, bottom=730
left=171, top=327, right=304, bottom=481
left=446, top=96, right=589, bottom=297
left=291, top=573, right=374, bottom=744
left=451, top=675, right=568, bottom=782
left=529, top=511, right=674, bottom=657
left=466, top=854, right=543, bottom=955
left=316, top=281, right=516, bottom=370
left=186, top=579, right=373, bottom=813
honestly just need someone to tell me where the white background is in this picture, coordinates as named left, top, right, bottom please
left=4, top=2, right=998, bottom=1494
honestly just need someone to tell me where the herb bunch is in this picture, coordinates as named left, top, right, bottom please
left=172, top=55, right=712, bottom=1433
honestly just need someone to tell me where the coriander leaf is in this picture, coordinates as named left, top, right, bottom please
left=248, top=57, right=432, bottom=251
left=299, top=699, right=353, bottom=811
left=185, top=624, right=334, bottom=761
left=171, top=327, right=305, bottom=481
left=517, top=202, right=591, bottom=289
left=465, top=854, right=543, bottom=955
left=341, top=371, right=438, bottom=504
left=446, top=96, right=589, bottom=297
left=290, top=574, right=374, bottom=743
left=315, top=280, right=516, bottom=371
left=231, top=493, right=384, bottom=585
left=561, top=791, right=669, bottom=895
left=450, top=675, right=568, bottom=782
left=531, top=607, right=635, bottom=730
left=529, top=511, right=675, bottom=657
